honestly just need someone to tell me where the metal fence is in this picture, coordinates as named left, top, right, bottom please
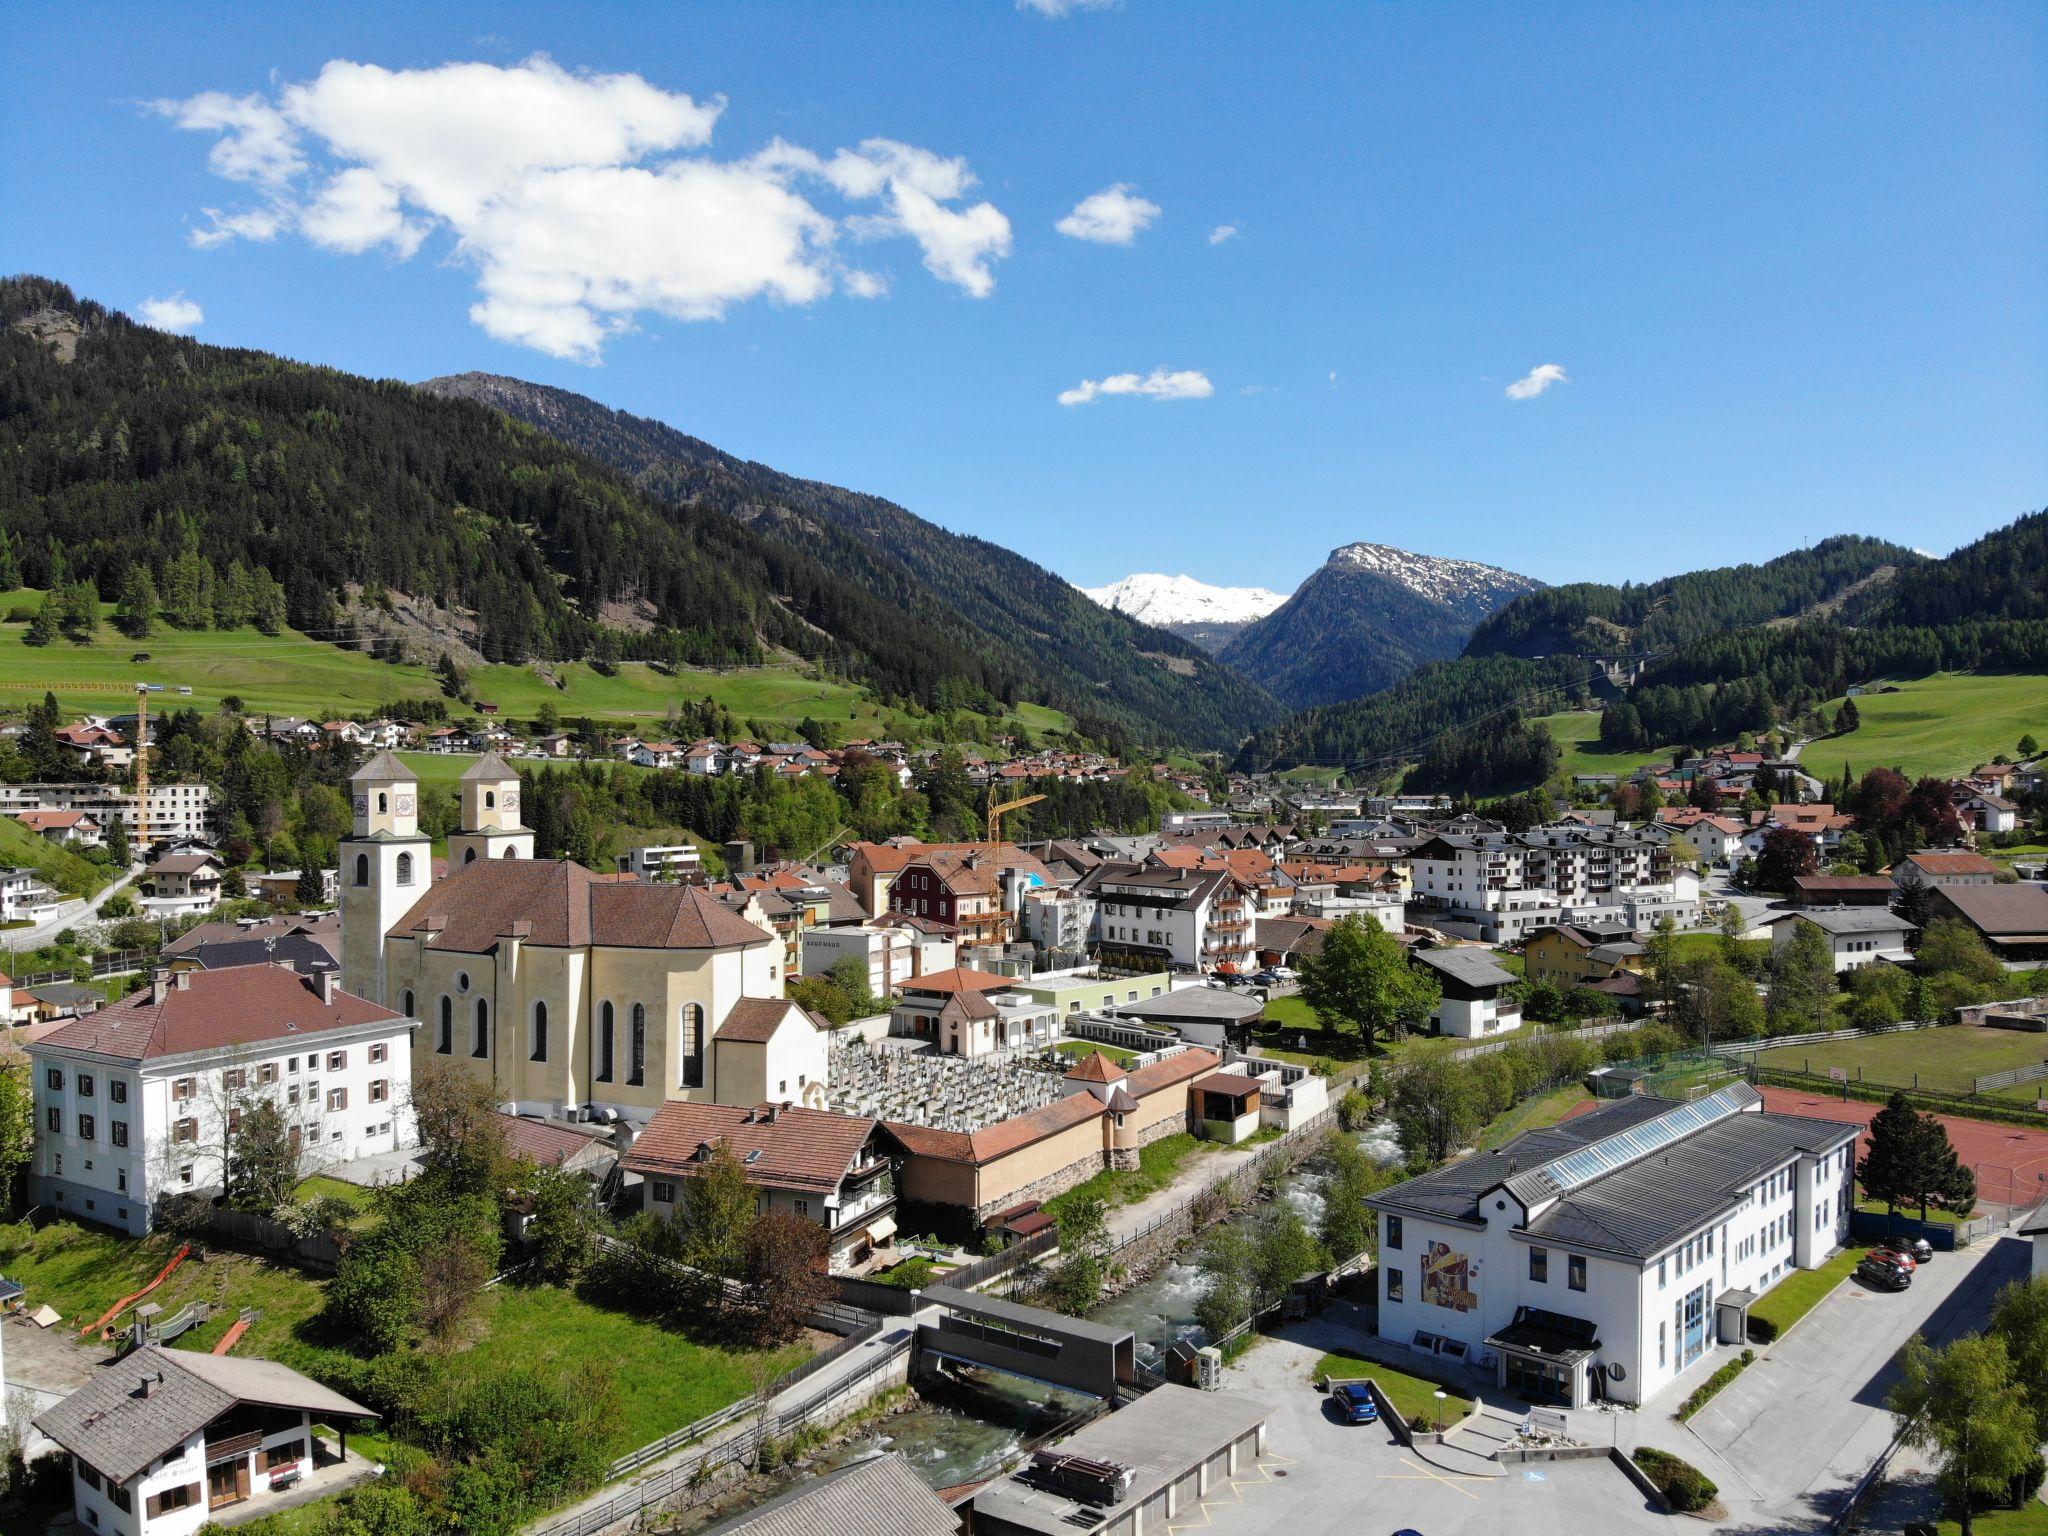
left=527, top=1335, right=911, bottom=1536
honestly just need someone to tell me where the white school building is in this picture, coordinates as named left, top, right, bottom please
left=1368, top=1084, right=1857, bottom=1408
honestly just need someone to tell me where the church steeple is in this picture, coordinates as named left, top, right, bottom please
left=449, top=751, right=535, bottom=865
left=341, top=750, right=431, bottom=1006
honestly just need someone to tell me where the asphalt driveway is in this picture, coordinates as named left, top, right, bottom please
left=1663, top=1229, right=2033, bottom=1531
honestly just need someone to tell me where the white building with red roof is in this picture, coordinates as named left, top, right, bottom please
left=27, top=964, right=418, bottom=1235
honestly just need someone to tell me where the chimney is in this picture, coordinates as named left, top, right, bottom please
left=150, top=976, right=168, bottom=1005
left=174, top=970, right=191, bottom=991
left=318, top=970, right=338, bottom=1004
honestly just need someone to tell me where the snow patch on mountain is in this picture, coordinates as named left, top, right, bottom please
left=1324, top=542, right=1537, bottom=607
left=1081, top=572, right=1289, bottom=628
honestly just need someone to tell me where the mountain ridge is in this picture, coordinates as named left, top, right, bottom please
left=420, top=371, right=1287, bottom=749
left=1218, top=541, right=1543, bottom=710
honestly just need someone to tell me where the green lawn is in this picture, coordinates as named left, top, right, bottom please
left=1935, top=1503, right=2048, bottom=1536
left=0, top=814, right=114, bottom=898
left=1748, top=1248, right=1861, bottom=1340
left=449, top=1284, right=809, bottom=1460
left=1056, top=1040, right=1135, bottom=1063
left=1479, top=1086, right=1594, bottom=1150
left=1313, top=1349, right=1474, bottom=1425
left=1531, top=711, right=1685, bottom=781
left=1044, top=1132, right=1216, bottom=1221
left=1856, top=1194, right=1967, bottom=1227
left=1756, top=1025, right=2048, bottom=1098
left=1806, top=672, right=2048, bottom=782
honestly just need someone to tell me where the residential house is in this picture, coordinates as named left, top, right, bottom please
left=890, top=967, right=1060, bottom=1057
left=1790, top=875, right=1897, bottom=908
left=1409, top=825, right=1687, bottom=942
left=799, top=919, right=957, bottom=997
left=13, top=809, right=105, bottom=848
left=1412, top=947, right=1522, bottom=1038
left=624, top=1100, right=905, bottom=1273
left=616, top=843, right=704, bottom=880
left=1894, top=851, right=2001, bottom=890
left=1961, top=792, right=2020, bottom=836
left=1522, top=924, right=1645, bottom=987
left=0, top=867, right=61, bottom=925
left=1763, top=908, right=1917, bottom=973
left=139, top=852, right=225, bottom=918
left=35, top=1348, right=377, bottom=1535
left=52, top=722, right=134, bottom=771
left=0, top=782, right=212, bottom=846
left=27, top=964, right=419, bottom=1235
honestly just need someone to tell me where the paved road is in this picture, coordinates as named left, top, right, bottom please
left=5, top=863, right=143, bottom=950
left=1660, top=1224, right=2032, bottom=1531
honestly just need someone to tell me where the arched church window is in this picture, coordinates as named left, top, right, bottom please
left=401, top=989, right=415, bottom=1019
left=396, top=852, right=414, bottom=886
left=353, top=854, right=370, bottom=888
left=463, top=847, right=477, bottom=865
left=377, top=792, right=388, bottom=814
left=531, top=1000, right=548, bottom=1063
left=472, top=998, right=490, bottom=1059
left=628, top=1004, right=646, bottom=1086
left=485, top=790, right=496, bottom=809
left=598, top=1002, right=615, bottom=1082
left=437, top=996, right=452, bottom=1054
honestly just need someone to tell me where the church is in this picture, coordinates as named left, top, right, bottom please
left=340, top=751, right=828, bottom=1122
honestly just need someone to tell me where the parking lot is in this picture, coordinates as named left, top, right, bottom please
left=1631, top=1225, right=2033, bottom=1531
left=1198, top=1325, right=1671, bottom=1536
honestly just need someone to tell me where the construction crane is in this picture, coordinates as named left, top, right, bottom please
left=132, top=684, right=149, bottom=857
left=986, top=791, right=1046, bottom=844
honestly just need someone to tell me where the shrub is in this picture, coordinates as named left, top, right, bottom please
left=878, top=1255, right=938, bottom=1289
left=1747, top=1314, right=1780, bottom=1344
left=1676, top=1348, right=1755, bottom=1421
left=1634, top=1447, right=1718, bottom=1512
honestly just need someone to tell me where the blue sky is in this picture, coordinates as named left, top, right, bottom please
left=4, top=2, right=2042, bottom=593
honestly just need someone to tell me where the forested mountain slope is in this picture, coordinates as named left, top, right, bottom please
left=420, top=371, right=1284, bottom=749
left=1462, top=535, right=1918, bottom=659
left=0, top=277, right=1023, bottom=720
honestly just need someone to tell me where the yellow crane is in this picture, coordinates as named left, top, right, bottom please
left=132, top=684, right=150, bottom=856
left=985, top=791, right=1046, bottom=844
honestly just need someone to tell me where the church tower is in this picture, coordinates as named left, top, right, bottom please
left=448, top=751, right=535, bottom=866
left=340, top=749, right=432, bottom=1006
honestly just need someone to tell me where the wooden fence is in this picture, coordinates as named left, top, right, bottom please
left=191, top=1206, right=345, bottom=1273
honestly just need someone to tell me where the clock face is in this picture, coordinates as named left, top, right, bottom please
left=352, top=795, right=368, bottom=815
left=396, top=794, right=416, bottom=815
left=502, top=790, right=519, bottom=812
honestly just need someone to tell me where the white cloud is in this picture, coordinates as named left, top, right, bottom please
left=1018, top=0, right=1115, bottom=14
left=136, top=293, right=205, bottom=332
left=1327, top=371, right=1339, bottom=388
left=1505, top=362, right=1569, bottom=400
left=156, top=56, right=1013, bottom=361
left=1058, top=367, right=1213, bottom=406
left=1056, top=184, right=1160, bottom=245
left=1207, top=223, right=1238, bottom=245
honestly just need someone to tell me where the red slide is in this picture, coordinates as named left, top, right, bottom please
left=81, top=1242, right=192, bottom=1338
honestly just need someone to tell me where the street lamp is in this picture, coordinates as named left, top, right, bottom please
left=1434, top=1388, right=1448, bottom=1434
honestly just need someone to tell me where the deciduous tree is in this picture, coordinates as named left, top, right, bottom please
left=1889, top=1333, right=2037, bottom=1535
left=1298, top=915, right=1440, bottom=1045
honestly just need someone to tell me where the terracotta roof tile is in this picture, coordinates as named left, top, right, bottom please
left=624, top=1102, right=877, bottom=1195
left=391, top=859, right=772, bottom=953
left=1063, top=1051, right=1124, bottom=1084
left=715, top=998, right=810, bottom=1043
left=899, top=966, right=1015, bottom=996
left=37, top=965, right=401, bottom=1063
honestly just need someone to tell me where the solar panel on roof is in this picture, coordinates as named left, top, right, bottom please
left=1536, top=1087, right=1747, bottom=1197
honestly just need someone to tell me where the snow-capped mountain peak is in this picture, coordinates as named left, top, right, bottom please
left=1324, top=541, right=1534, bottom=607
left=1080, top=572, right=1289, bottom=628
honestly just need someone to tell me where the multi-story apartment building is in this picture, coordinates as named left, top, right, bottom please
left=0, top=782, right=212, bottom=845
left=28, top=964, right=419, bottom=1235
left=1079, top=863, right=1257, bottom=975
left=1409, top=826, right=1688, bottom=942
left=1369, top=1083, right=1856, bottom=1408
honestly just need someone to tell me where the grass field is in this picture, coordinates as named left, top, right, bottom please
left=1312, top=1350, right=1475, bottom=1424
left=1804, top=672, right=2048, bottom=781
left=1532, top=711, right=1683, bottom=780
left=1935, top=1504, right=2048, bottom=1536
left=0, top=593, right=1071, bottom=747
left=1756, top=1025, right=2048, bottom=1102
left=1747, top=1247, right=1861, bottom=1340
left=0, top=813, right=114, bottom=897
left=1055, top=1040, right=1135, bottom=1063
left=0, top=1218, right=805, bottom=1461
left=1043, top=1132, right=1216, bottom=1222
left=1479, top=1086, right=1594, bottom=1150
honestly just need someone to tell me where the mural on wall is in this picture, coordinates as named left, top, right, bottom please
left=1421, top=1240, right=1479, bottom=1313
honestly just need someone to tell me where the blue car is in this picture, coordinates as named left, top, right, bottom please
left=1333, top=1383, right=1380, bottom=1424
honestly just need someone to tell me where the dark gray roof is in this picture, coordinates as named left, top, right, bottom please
left=2021, top=1198, right=2048, bottom=1237
left=1786, top=907, right=1917, bottom=936
left=972, top=1385, right=1268, bottom=1535
left=1522, top=1109, right=1857, bottom=1260
left=1411, top=947, right=1518, bottom=989
left=1369, top=1096, right=1701, bottom=1223
left=182, top=933, right=340, bottom=975
left=922, top=1285, right=1134, bottom=1348
left=1110, top=990, right=1265, bottom=1024
left=697, top=1452, right=958, bottom=1536
left=34, top=1347, right=373, bottom=1484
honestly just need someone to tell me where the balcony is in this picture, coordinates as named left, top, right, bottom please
left=834, top=1176, right=896, bottom=1230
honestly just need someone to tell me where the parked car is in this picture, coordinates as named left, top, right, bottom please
left=1876, top=1234, right=1934, bottom=1264
left=1865, top=1245, right=1916, bottom=1273
left=1270, top=966, right=1298, bottom=981
left=1331, top=1382, right=1380, bottom=1424
left=1251, top=969, right=1281, bottom=986
left=1856, top=1255, right=1911, bottom=1291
